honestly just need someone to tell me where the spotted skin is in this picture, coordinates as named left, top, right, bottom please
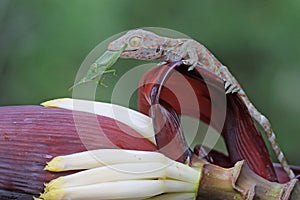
left=108, top=29, right=294, bottom=179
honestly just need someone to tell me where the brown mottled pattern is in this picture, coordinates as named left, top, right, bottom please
left=108, top=29, right=294, bottom=179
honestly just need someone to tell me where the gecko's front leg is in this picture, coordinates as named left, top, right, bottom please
left=175, top=40, right=240, bottom=94
left=185, top=59, right=239, bottom=94
left=171, top=40, right=198, bottom=71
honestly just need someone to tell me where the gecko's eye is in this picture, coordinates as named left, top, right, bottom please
left=129, top=36, right=142, bottom=47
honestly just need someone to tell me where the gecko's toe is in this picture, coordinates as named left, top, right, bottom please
left=188, top=66, right=195, bottom=71
left=225, top=86, right=234, bottom=94
left=231, top=87, right=240, bottom=94
left=182, top=60, right=189, bottom=65
left=182, top=59, right=198, bottom=71
left=158, top=61, right=168, bottom=66
left=225, top=82, right=239, bottom=94
left=224, top=81, right=231, bottom=90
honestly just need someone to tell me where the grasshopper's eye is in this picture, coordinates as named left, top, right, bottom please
left=129, top=36, right=142, bottom=47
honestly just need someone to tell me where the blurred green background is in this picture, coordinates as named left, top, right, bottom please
left=0, top=0, right=299, bottom=164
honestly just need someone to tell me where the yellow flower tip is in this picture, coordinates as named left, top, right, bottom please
left=41, top=98, right=71, bottom=107
left=43, top=182, right=53, bottom=193
left=45, top=177, right=64, bottom=192
left=43, top=183, right=50, bottom=193
left=39, top=190, right=62, bottom=200
left=44, top=156, right=64, bottom=172
left=39, top=190, right=64, bottom=200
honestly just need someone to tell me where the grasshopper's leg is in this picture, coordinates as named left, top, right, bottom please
left=97, top=69, right=117, bottom=87
left=97, top=77, right=108, bottom=87
left=103, top=69, right=117, bottom=76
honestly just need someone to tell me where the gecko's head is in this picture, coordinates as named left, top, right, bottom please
left=108, top=29, right=165, bottom=60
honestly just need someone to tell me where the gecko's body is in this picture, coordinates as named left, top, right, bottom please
left=108, top=29, right=294, bottom=178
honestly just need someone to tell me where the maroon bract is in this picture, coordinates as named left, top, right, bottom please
left=138, top=62, right=278, bottom=182
left=0, top=106, right=156, bottom=194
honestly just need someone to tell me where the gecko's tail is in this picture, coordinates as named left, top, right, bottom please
left=238, top=90, right=295, bottom=179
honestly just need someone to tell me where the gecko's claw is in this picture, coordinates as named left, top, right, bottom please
left=188, top=66, right=195, bottom=71
left=182, top=59, right=197, bottom=71
left=224, top=81, right=231, bottom=90
left=182, top=60, right=190, bottom=66
left=158, top=61, right=168, bottom=66
left=224, top=81, right=239, bottom=94
left=231, top=86, right=240, bottom=93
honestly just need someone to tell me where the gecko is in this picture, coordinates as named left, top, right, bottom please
left=108, top=29, right=295, bottom=179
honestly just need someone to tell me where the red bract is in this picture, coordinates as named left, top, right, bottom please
left=0, top=106, right=156, bottom=194
left=138, top=61, right=282, bottom=182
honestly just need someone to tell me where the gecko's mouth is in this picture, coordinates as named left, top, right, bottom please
left=116, top=49, right=139, bottom=55
left=109, top=49, right=136, bottom=54
left=122, top=49, right=136, bottom=52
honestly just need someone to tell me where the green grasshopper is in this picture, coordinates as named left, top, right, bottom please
left=69, top=44, right=127, bottom=90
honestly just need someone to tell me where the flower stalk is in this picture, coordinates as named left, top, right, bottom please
left=194, top=158, right=299, bottom=200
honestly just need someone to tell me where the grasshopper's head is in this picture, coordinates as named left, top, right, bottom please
left=108, top=29, right=165, bottom=60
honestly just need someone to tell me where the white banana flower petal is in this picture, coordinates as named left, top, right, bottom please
left=45, top=149, right=170, bottom=171
left=42, top=98, right=156, bottom=144
left=41, top=180, right=196, bottom=200
left=40, top=150, right=201, bottom=200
